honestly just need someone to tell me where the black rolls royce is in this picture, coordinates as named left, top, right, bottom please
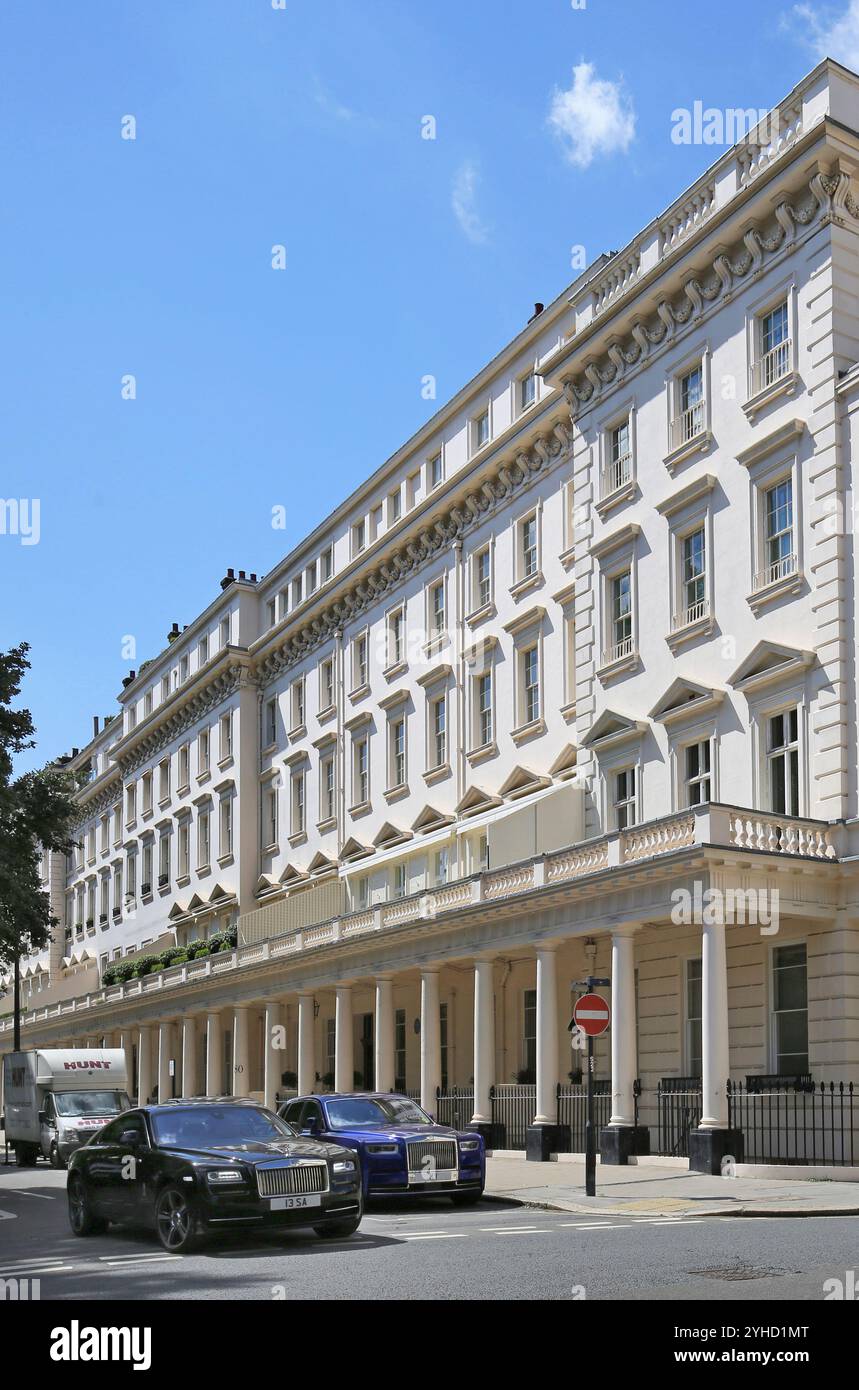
left=66, top=1098, right=363, bottom=1253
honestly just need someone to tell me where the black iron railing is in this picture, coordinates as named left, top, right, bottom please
left=490, top=1083, right=536, bottom=1148
left=657, top=1077, right=702, bottom=1157
left=556, top=1080, right=612, bottom=1152
left=728, top=1080, right=856, bottom=1166
left=435, top=1086, right=475, bottom=1131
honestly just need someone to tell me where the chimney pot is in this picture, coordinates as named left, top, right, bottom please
left=93, top=716, right=99, bottom=737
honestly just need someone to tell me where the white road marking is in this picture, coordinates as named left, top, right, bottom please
left=98, top=1253, right=183, bottom=1264
left=402, top=1232, right=467, bottom=1241
left=101, top=1256, right=183, bottom=1267
left=0, top=1263, right=70, bottom=1276
left=0, top=1211, right=18, bottom=1220
left=12, top=1190, right=54, bottom=1199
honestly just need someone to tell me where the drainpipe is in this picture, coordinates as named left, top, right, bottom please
left=335, top=628, right=345, bottom=857
left=454, top=538, right=465, bottom=808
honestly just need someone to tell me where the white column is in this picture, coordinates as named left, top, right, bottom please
left=181, top=1016, right=198, bottom=1098
left=374, top=977, right=395, bottom=1094
left=137, top=1025, right=153, bottom=1106
left=533, top=947, right=559, bottom=1125
left=472, top=959, right=495, bottom=1124
left=233, top=1007, right=250, bottom=1097
left=157, top=1021, right=174, bottom=1103
left=420, top=970, right=441, bottom=1116
left=334, top=986, right=353, bottom=1092
left=609, top=928, right=638, bottom=1127
left=297, top=993, right=316, bottom=1095
left=264, top=1002, right=284, bottom=1111
left=206, top=1011, right=224, bottom=1096
left=118, top=1030, right=134, bottom=1100
left=700, top=916, right=731, bottom=1129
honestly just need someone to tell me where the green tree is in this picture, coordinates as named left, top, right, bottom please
left=0, top=644, right=81, bottom=983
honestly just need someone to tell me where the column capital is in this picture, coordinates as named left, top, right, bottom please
left=611, top=922, right=644, bottom=940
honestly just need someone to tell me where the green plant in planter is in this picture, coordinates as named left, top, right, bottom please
left=280, top=1070, right=297, bottom=1088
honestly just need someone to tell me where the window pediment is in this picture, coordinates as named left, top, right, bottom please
left=581, top=708, right=647, bottom=751
left=498, top=765, right=552, bottom=800
left=279, top=862, right=309, bottom=885
left=456, top=785, right=503, bottom=818
left=373, top=821, right=412, bottom=848
left=727, top=641, right=813, bottom=694
left=340, top=836, right=374, bottom=862
left=308, top=851, right=338, bottom=876
left=648, top=678, right=724, bottom=724
left=411, top=804, right=455, bottom=834
left=549, top=743, right=578, bottom=779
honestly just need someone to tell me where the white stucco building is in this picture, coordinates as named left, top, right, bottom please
left=5, top=58, right=859, bottom=1171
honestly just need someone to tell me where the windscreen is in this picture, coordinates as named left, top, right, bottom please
left=325, top=1097, right=433, bottom=1130
left=150, top=1105, right=297, bottom=1148
left=54, top=1091, right=128, bottom=1117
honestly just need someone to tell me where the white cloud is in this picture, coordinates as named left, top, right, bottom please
left=785, top=0, right=859, bottom=68
left=311, top=75, right=359, bottom=124
left=548, top=61, right=636, bottom=170
left=451, top=160, right=490, bottom=245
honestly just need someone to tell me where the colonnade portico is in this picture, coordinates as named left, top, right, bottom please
left=57, top=908, right=744, bottom=1172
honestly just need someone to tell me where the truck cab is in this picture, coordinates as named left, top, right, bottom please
left=3, top=1050, right=130, bottom=1168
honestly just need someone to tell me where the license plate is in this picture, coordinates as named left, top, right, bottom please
left=269, top=1194, right=322, bottom=1211
left=411, top=1169, right=457, bottom=1183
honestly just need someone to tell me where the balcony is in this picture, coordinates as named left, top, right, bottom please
left=3, top=803, right=843, bottom=1040
left=600, top=452, right=633, bottom=500
left=754, top=550, right=797, bottom=592
left=598, top=634, right=637, bottom=680
left=745, top=339, right=797, bottom=418
left=670, top=400, right=706, bottom=452
left=671, top=597, right=709, bottom=631
left=751, top=339, right=792, bottom=395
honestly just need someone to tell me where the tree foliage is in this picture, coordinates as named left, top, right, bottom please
left=0, top=644, right=81, bottom=970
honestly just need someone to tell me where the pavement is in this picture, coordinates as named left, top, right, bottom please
left=484, top=1155, right=859, bottom=1218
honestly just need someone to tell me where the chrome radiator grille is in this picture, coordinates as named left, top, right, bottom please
left=406, top=1138, right=457, bottom=1173
left=256, top=1161, right=329, bottom=1198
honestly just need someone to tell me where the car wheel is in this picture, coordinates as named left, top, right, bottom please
left=49, top=1143, right=66, bottom=1170
left=67, top=1174, right=107, bottom=1236
left=451, top=1188, right=484, bottom=1206
left=313, top=1216, right=362, bottom=1239
left=155, top=1186, right=201, bottom=1254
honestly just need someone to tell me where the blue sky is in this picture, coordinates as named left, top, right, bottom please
left=1, top=0, right=854, bottom=770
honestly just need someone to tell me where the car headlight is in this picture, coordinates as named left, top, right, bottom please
left=366, top=1143, right=398, bottom=1154
left=332, top=1160, right=356, bottom=1173
left=206, top=1169, right=244, bottom=1184
left=459, top=1140, right=480, bottom=1152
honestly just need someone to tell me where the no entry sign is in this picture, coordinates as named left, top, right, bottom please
left=572, top=992, right=611, bottom=1037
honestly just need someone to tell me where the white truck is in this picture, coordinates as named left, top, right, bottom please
left=2, top=1049, right=130, bottom=1168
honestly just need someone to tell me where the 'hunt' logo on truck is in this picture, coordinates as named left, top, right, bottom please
left=63, top=1061, right=112, bottom=1071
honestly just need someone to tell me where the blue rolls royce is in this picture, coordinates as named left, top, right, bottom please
left=279, top=1093, right=485, bottom=1204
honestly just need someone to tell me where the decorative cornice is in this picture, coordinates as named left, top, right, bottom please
left=255, top=421, right=572, bottom=689
left=116, top=661, right=253, bottom=779
left=557, top=174, right=848, bottom=419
